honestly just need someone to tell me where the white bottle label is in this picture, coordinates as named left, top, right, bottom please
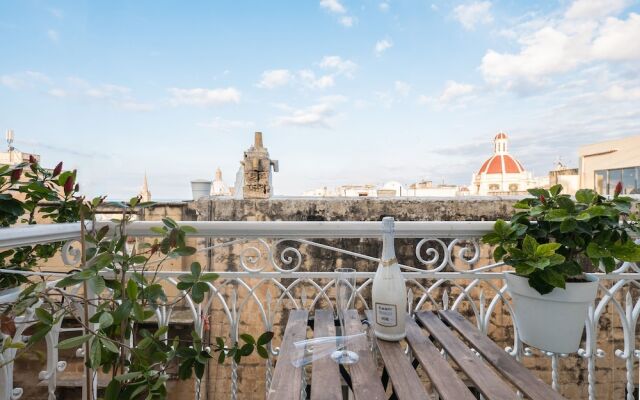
left=375, top=302, right=397, bottom=327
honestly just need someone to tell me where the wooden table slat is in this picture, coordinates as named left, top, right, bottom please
left=267, top=310, right=309, bottom=400
left=376, top=339, right=430, bottom=399
left=310, top=310, right=343, bottom=400
left=439, top=310, right=566, bottom=400
left=343, top=310, right=387, bottom=400
left=404, top=317, right=476, bottom=400
left=417, top=311, right=517, bottom=400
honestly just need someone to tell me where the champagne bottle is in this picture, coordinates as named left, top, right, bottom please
left=372, top=217, right=407, bottom=341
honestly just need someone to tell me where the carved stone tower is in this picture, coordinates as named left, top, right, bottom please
left=241, top=132, right=278, bottom=199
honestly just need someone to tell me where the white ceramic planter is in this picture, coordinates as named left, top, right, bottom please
left=505, top=273, right=598, bottom=354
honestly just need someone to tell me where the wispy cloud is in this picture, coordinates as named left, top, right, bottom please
left=0, top=71, right=51, bottom=90
left=453, top=2, right=493, bottom=31
left=47, top=29, right=60, bottom=43
left=257, top=69, right=293, bottom=89
left=319, top=0, right=355, bottom=28
left=273, top=96, right=346, bottom=128
left=374, top=39, right=393, bottom=56
left=319, top=56, right=357, bottom=77
left=168, top=87, right=241, bottom=106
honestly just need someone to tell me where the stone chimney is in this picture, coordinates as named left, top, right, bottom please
left=241, top=132, right=278, bottom=199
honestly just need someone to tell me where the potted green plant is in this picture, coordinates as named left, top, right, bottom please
left=483, top=183, right=640, bottom=353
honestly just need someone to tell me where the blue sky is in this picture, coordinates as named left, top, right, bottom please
left=1, top=0, right=639, bottom=199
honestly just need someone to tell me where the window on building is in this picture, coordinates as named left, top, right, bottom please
left=594, top=167, right=639, bottom=195
left=489, top=184, right=500, bottom=191
left=623, top=167, right=637, bottom=194
left=509, top=184, right=518, bottom=192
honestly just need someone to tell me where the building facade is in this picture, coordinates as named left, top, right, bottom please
left=578, top=135, right=640, bottom=195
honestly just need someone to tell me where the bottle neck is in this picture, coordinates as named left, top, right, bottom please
left=381, top=231, right=396, bottom=266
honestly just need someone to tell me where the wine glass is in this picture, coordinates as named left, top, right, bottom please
left=331, top=268, right=359, bottom=364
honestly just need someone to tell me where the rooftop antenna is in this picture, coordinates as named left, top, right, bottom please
left=6, top=129, right=14, bottom=151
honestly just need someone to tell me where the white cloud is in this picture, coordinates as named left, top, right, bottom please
left=0, top=71, right=51, bottom=90
left=257, top=69, right=293, bottom=89
left=340, top=16, right=355, bottom=27
left=85, top=84, right=130, bottom=99
left=320, top=0, right=346, bottom=14
left=47, top=29, right=60, bottom=43
left=168, top=87, right=241, bottom=106
left=438, top=81, right=474, bottom=102
left=603, top=83, right=640, bottom=101
left=592, top=13, right=640, bottom=60
left=374, top=39, right=393, bottom=56
left=479, top=2, right=640, bottom=91
left=419, top=81, right=475, bottom=106
left=453, top=1, right=493, bottom=31
left=394, top=80, right=411, bottom=96
left=379, top=2, right=390, bottom=12
left=299, top=70, right=335, bottom=89
left=319, top=56, right=357, bottom=76
left=565, top=0, right=628, bottom=20
left=274, top=96, right=346, bottom=128
left=198, top=117, right=254, bottom=131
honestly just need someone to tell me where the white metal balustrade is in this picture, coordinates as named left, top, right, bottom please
left=0, top=220, right=639, bottom=400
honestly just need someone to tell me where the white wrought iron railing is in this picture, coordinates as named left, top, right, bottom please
left=0, top=220, right=639, bottom=400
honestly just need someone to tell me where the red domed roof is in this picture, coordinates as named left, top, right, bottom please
left=495, top=132, right=508, bottom=140
left=478, top=154, right=525, bottom=174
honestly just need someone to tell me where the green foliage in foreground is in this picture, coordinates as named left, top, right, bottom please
left=483, top=184, right=640, bottom=294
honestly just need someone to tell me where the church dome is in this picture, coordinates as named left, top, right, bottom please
left=477, top=132, right=525, bottom=174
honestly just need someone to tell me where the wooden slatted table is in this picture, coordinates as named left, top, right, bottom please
left=268, top=309, right=566, bottom=400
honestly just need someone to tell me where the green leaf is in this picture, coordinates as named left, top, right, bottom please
left=88, top=276, right=106, bottom=296
left=162, top=217, right=178, bottom=228
left=559, top=218, right=577, bottom=233
left=527, top=188, right=549, bottom=198
left=611, top=240, right=640, bottom=262
left=535, top=242, right=561, bottom=257
left=522, top=235, right=538, bottom=256
left=586, top=242, right=611, bottom=258
left=256, top=345, right=268, bottom=359
left=104, top=380, right=122, bottom=400
left=540, top=268, right=566, bottom=289
left=178, top=359, right=194, bottom=380
left=493, top=245, right=507, bottom=262
left=602, top=256, right=616, bottom=273
left=191, top=262, right=202, bottom=278
left=191, top=282, right=209, bottom=303
left=99, top=312, right=114, bottom=329
left=100, top=337, right=120, bottom=354
left=35, top=307, right=53, bottom=326
left=200, top=273, right=219, bottom=282
left=180, top=225, right=197, bottom=233
left=549, top=184, right=562, bottom=197
left=194, top=360, right=205, bottom=379
left=240, top=333, right=255, bottom=345
left=57, top=334, right=92, bottom=350
left=114, top=371, right=143, bottom=382
left=544, top=209, right=569, bottom=221
left=173, top=247, right=197, bottom=256
left=240, top=343, right=254, bottom=356
left=575, top=189, right=597, bottom=204
left=257, top=331, right=274, bottom=346
left=28, top=323, right=52, bottom=345
left=126, top=279, right=138, bottom=301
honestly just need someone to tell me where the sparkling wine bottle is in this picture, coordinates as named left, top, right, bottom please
left=372, top=217, right=407, bottom=341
